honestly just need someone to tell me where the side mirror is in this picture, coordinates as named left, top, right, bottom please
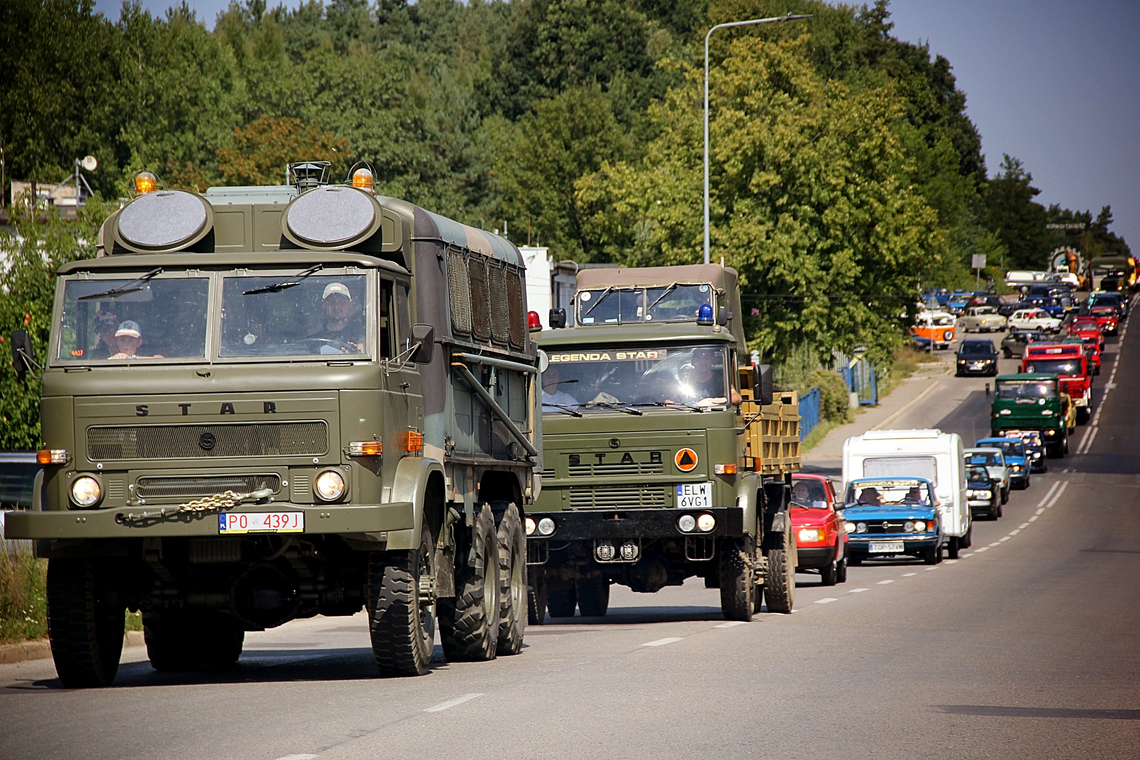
left=11, top=330, right=33, bottom=384
left=716, top=306, right=731, bottom=326
left=754, top=363, right=773, bottom=406
left=410, top=323, right=435, bottom=364
left=549, top=308, right=567, bottom=329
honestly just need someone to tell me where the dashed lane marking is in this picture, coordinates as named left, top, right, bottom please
left=877, top=580, right=894, bottom=585
left=999, top=536, right=1011, bottom=542
left=903, top=573, right=917, bottom=577
left=1029, top=515, right=1039, bottom=522
left=974, top=547, right=990, bottom=552
left=642, top=637, right=683, bottom=647
left=815, top=598, right=838, bottom=604
left=1009, top=529, right=1021, bottom=535
left=1019, top=523, right=1031, bottom=529
left=274, top=756, right=318, bottom=760
left=944, top=559, right=959, bottom=564
left=424, top=694, right=485, bottom=713
left=849, top=588, right=869, bottom=593
left=715, top=621, right=747, bottom=628
left=988, top=542, right=1002, bottom=547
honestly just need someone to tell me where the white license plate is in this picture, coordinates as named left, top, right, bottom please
left=970, top=362, right=985, bottom=369
left=676, top=482, right=712, bottom=509
left=869, top=541, right=904, bottom=553
left=219, top=511, right=304, bottom=534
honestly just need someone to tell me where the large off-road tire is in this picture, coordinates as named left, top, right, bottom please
left=764, top=529, right=796, bottom=614
left=820, top=559, right=839, bottom=586
left=47, top=558, right=125, bottom=688
left=546, top=576, right=577, bottom=618
left=718, top=536, right=755, bottom=622
left=439, top=503, right=500, bottom=662
left=144, top=609, right=244, bottom=671
left=366, top=523, right=436, bottom=677
left=576, top=574, right=610, bottom=617
left=493, top=502, right=526, bottom=656
left=527, top=566, right=547, bottom=625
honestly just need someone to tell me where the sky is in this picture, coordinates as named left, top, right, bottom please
left=91, top=0, right=1140, bottom=254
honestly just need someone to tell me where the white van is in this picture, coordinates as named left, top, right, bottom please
left=842, top=429, right=972, bottom=557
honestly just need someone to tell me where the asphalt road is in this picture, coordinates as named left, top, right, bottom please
left=2, top=316, right=1138, bottom=760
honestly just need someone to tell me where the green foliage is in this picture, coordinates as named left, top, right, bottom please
left=810, top=369, right=851, bottom=424
left=0, top=202, right=109, bottom=450
left=981, top=155, right=1050, bottom=270
left=0, top=542, right=47, bottom=644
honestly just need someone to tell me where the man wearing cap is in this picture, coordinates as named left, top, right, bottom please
left=109, top=320, right=163, bottom=360
left=309, top=282, right=364, bottom=353
left=90, top=311, right=120, bottom=359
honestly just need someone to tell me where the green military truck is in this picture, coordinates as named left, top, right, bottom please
left=991, top=372, right=1069, bottom=457
left=528, top=264, right=801, bottom=622
left=5, top=162, right=539, bottom=686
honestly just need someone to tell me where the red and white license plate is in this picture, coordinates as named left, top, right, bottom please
left=219, top=511, right=304, bottom=534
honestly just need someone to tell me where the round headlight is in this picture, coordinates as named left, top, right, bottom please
left=914, top=520, right=928, bottom=532
left=904, top=521, right=915, bottom=532
left=697, top=513, right=716, bottom=532
left=844, top=521, right=856, bottom=534
left=525, top=517, right=536, bottom=536
left=856, top=522, right=868, bottom=534
left=314, top=470, right=346, bottom=501
left=596, top=541, right=616, bottom=561
left=70, top=475, right=102, bottom=507
left=537, top=517, right=556, bottom=536
left=678, top=514, right=696, bottom=533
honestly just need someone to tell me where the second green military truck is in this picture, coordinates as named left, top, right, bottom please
left=5, top=163, right=539, bottom=686
left=991, top=372, right=1070, bottom=458
left=528, top=264, right=801, bottom=622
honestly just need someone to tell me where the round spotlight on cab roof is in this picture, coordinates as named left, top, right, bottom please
left=283, top=185, right=382, bottom=250
left=525, top=517, right=536, bottom=536
left=116, top=189, right=213, bottom=252
left=69, top=475, right=102, bottom=508
left=314, top=470, right=346, bottom=502
left=697, top=513, right=716, bottom=532
left=537, top=517, right=555, bottom=536
left=678, top=514, right=696, bottom=533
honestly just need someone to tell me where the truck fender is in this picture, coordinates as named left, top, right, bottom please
left=385, top=457, right=446, bottom=550
left=736, top=474, right=763, bottom=536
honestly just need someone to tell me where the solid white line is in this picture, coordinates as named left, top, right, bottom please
left=816, top=597, right=838, bottom=604
left=643, top=637, right=683, bottom=647
left=715, top=621, right=747, bottom=628
left=877, top=580, right=894, bottom=585
left=1077, top=426, right=1099, bottom=455
left=1036, top=481, right=1061, bottom=508
left=1043, top=481, right=1069, bottom=509
left=849, top=587, right=869, bottom=593
left=424, top=694, right=485, bottom=713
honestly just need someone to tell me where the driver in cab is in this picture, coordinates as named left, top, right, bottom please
left=671, top=347, right=742, bottom=407
left=310, top=282, right=364, bottom=353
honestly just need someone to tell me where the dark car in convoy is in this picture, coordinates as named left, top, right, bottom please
left=1000, top=330, right=1048, bottom=359
left=965, top=464, right=1002, bottom=520
left=956, top=339, right=999, bottom=376
left=1089, top=292, right=1128, bottom=321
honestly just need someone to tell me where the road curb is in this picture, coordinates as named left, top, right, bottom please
left=0, top=630, right=144, bottom=666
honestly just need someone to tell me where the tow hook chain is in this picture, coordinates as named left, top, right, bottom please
left=116, top=488, right=274, bottom=525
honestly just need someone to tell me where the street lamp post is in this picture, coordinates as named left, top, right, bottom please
left=704, top=14, right=811, bottom=265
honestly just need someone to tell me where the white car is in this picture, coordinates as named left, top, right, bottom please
left=1008, top=308, right=1062, bottom=333
left=959, top=306, right=1007, bottom=333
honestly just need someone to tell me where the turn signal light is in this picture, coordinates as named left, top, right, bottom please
left=135, top=171, right=158, bottom=195
left=398, top=430, right=424, bottom=454
left=713, top=463, right=737, bottom=475
left=37, top=449, right=70, bottom=465
left=348, top=440, right=383, bottom=457
left=528, top=310, right=543, bottom=332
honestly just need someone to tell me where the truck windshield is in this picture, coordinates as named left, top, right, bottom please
left=221, top=274, right=368, bottom=357
left=996, top=380, right=1058, bottom=399
left=577, top=284, right=712, bottom=325
left=542, top=345, right=730, bottom=410
left=1023, top=359, right=1082, bottom=375
left=57, top=277, right=209, bottom=362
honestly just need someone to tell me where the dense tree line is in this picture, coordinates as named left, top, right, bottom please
left=1, top=0, right=1132, bottom=370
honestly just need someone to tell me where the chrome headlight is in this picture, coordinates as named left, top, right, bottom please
left=537, top=517, right=556, bottom=536
left=678, top=514, right=697, bottom=533
left=314, top=470, right=346, bottom=501
left=525, top=517, right=536, bottom=536
left=70, top=475, right=102, bottom=508
left=696, top=513, right=716, bottom=532
left=798, top=527, right=822, bottom=543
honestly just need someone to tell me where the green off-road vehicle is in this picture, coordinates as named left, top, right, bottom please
left=6, top=162, right=540, bottom=686
left=991, top=373, right=1069, bottom=457
left=528, top=264, right=801, bottom=622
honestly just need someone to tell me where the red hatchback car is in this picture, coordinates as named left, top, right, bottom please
left=791, top=474, right=848, bottom=586
left=1088, top=306, right=1119, bottom=335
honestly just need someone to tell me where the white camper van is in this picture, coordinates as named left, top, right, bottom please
left=842, top=429, right=972, bottom=558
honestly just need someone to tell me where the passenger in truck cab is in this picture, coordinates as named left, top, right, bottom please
left=90, top=310, right=120, bottom=359
left=311, top=282, right=364, bottom=353
left=109, top=320, right=164, bottom=360
left=675, top=348, right=743, bottom=406
left=541, top=362, right=579, bottom=409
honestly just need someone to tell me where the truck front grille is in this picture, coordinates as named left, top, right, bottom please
left=568, top=462, right=665, bottom=477
left=136, top=474, right=281, bottom=499
left=87, top=422, right=328, bottom=461
left=569, top=485, right=667, bottom=509
left=860, top=520, right=908, bottom=535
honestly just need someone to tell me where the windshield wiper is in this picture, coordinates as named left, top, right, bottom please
left=583, top=287, right=615, bottom=317
left=632, top=401, right=706, bottom=413
left=645, top=282, right=678, bottom=313
left=584, top=401, right=643, bottom=416
left=78, top=268, right=163, bottom=300
left=243, top=264, right=323, bottom=295
left=542, top=403, right=583, bottom=418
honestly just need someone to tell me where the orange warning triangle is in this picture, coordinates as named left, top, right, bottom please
left=675, top=448, right=698, bottom=471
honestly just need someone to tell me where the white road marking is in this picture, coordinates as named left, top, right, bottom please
left=873, top=380, right=944, bottom=430
left=1077, top=426, right=1099, bottom=455
left=1019, top=523, right=1031, bottom=529
left=849, top=587, right=869, bottom=593
left=1035, top=508, right=1046, bottom=515
left=643, top=637, right=683, bottom=647
left=1043, top=481, right=1069, bottom=509
left=877, top=580, right=894, bottom=585
left=903, top=572, right=917, bottom=577
left=999, top=536, right=1012, bottom=542
left=944, top=559, right=958, bottom=564
left=1029, top=515, right=1039, bottom=522
left=926, top=566, right=940, bottom=570
left=715, top=621, right=748, bottom=628
left=1009, top=529, right=1021, bottom=535
left=275, top=756, right=319, bottom=760
left=989, top=542, right=1002, bottom=547
left=1036, top=481, right=1061, bottom=508
left=815, top=598, right=838, bottom=604
left=424, top=694, right=485, bottom=713
left=974, top=547, right=990, bottom=553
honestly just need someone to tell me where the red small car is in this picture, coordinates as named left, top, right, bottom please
left=1088, top=306, right=1119, bottom=335
left=791, top=474, right=848, bottom=586
left=1069, top=320, right=1105, bottom=351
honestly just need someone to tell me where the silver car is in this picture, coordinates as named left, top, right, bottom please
left=959, top=306, right=1007, bottom=333
left=964, top=448, right=1010, bottom=505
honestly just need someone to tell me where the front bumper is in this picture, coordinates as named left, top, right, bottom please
left=796, top=545, right=838, bottom=569
left=2, top=502, right=414, bottom=540
left=848, top=534, right=940, bottom=555
left=527, top=507, right=744, bottom=541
